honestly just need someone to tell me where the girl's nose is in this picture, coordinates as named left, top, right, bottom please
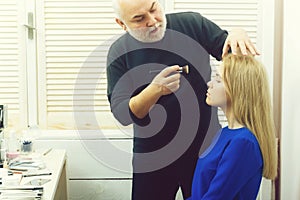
left=207, top=80, right=212, bottom=88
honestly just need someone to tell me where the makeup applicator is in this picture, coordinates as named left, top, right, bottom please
left=149, top=65, right=189, bottom=74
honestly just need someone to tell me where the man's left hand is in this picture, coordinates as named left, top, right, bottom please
left=222, top=28, right=260, bottom=57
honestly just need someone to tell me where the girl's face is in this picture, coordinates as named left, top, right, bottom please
left=206, top=64, right=229, bottom=111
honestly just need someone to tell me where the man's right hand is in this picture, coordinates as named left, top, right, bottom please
left=129, top=65, right=182, bottom=119
left=151, top=65, right=181, bottom=96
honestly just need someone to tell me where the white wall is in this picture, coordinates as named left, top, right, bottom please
left=280, top=0, right=300, bottom=199
left=34, top=130, right=186, bottom=200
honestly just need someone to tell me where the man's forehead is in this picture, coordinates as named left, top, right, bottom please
left=120, top=0, right=157, bottom=18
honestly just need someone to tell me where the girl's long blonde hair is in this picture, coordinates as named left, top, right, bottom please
left=222, top=52, right=278, bottom=180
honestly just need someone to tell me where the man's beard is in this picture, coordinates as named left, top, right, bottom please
left=127, top=15, right=167, bottom=43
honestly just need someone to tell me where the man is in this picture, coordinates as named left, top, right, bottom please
left=106, top=0, right=259, bottom=199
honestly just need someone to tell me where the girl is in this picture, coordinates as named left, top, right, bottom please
left=188, top=52, right=278, bottom=200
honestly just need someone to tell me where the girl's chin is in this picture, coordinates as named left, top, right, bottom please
left=205, top=98, right=211, bottom=105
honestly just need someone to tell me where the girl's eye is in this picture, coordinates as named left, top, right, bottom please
left=215, top=74, right=222, bottom=83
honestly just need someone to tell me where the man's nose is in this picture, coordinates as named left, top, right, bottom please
left=147, top=14, right=157, bottom=27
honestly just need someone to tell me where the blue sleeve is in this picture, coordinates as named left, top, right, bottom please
left=201, top=138, right=262, bottom=200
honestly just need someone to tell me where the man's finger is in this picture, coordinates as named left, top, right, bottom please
left=245, top=41, right=260, bottom=55
left=160, top=65, right=180, bottom=76
left=237, top=40, right=248, bottom=55
left=230, top=40, right=238, bottom=55
left=222, top=41, right=230, bottom=57
left=164, top=73, right=180, bottom=83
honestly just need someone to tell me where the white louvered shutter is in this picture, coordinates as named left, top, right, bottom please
left=37, top=0, right=124, bottom=129
left=171, top=0, right=258, bottom=39
left=168, top=0, right=259, bottom=126
left=0, top=0, right=27, bottom=130
left=37, top=0, right=260, bottom=130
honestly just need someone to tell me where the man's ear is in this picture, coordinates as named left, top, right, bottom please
left=115, top=18, right=127, bottom=31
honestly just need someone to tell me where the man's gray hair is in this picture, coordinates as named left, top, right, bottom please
left=112, top=0, right=122, bottom=19
left=112, top=0, right=164, bottom=19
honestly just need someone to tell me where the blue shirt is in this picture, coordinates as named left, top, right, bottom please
left=188, top=127, right=263, bottom=200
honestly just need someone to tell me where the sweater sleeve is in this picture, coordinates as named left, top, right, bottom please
left=106, top=44, right=134, bottom=126
left=188, top=12, right=228, bottom=61
left=167, top=12, right=228, bottom=61
left=201, top=138, right=263, bottom=200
